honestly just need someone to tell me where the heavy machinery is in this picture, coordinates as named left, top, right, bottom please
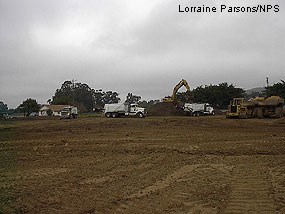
left=184, top=103, right=214, bottom=116
left=60, top=106, right=78, bottom=119
left=226, top=98, right=248, bottom=118
left=226, top=96, right=284, bottom=119
left=163, top=79, right=191, bottom=103
left=104, top=102, right=146, bottom=118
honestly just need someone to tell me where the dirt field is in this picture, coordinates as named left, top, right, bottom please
left=1, top=116, right=285, bottom=213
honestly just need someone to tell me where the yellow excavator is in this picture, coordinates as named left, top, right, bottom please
left=163, top=79, right=191, bottom=103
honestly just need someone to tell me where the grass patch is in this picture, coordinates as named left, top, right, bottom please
left=0, top=147, right=19, bottom=213
left=0, top=121, right=20, bottom=213
left=79, top=112, right=104, bottom=118
left=0, top=121, right=17, bottom=142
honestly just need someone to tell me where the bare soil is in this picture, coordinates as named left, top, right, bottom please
left=0, top=116, right=285, bottom=213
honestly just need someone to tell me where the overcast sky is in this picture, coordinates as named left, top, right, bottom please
left=0, top=0, right=284, bottom=108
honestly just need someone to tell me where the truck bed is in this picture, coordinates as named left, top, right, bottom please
left=104, top=103, right=128, bottom=113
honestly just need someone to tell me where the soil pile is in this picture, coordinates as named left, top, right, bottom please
left=148, top=102, right=184, bottom=116
left=214, top=109, right=226, bottom=115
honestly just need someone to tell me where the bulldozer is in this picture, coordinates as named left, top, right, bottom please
left=226, top=98, right=248, bottom=119
left=226, top=96, right=284, bottom=119
left=163, top=79, right=191, bottom=103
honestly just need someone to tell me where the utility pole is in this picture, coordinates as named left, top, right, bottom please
left=266, top=77, right=269, bottom=88
left=72, top=79, right=77, bottom=106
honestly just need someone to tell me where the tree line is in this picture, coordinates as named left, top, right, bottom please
left=177, top=82, right=245, bottom=109
left=50, top=80, right=120, bottom=112
left=1, top=79, right=284, bottom=116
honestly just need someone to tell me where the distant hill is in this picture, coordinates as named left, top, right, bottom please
left=245, top=87, right=265, bottom=95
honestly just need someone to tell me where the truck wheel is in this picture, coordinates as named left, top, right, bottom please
left=112, top=113, right=118, bottom=118
left=105, top=112, right=111, bottom=118
left=195, top=112, right=200, bottom=117
left=257, top=108, right=263, bottom=119
left=275, top=107, right=283, bottom=119
left=239, top=111, right=247, bottom=119
left=137, top=112, right=144, bottom=118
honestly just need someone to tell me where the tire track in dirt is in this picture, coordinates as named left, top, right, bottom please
left=115, top=164, right=233, bottom=213
left=126, top=165, right=199, bottom=200
left=168, top=164, right=233, bottom=214
left=224, top=165, right=276, bottom=214
left=269, top=167, right=285, bottom=213
left=79, top=161, right=153, bottom=185
left=115, top=164, right=199, bottom=213
left=0, top=168, right=70, bottom=188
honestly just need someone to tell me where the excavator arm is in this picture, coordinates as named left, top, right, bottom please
left=163, top=79, right=190, bottom=103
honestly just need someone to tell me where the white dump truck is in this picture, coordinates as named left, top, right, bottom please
left=104, top=103, right=146, bottom=118
left=184, top=103, right=214, bottom=116
left=60, top=106, right=78, bottom=119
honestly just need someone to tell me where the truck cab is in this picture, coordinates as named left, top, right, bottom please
left=128, top=104, right=146, bottom=117
left=60, top=106, right=78, bottom=119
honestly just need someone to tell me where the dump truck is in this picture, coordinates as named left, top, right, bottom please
left=60, top=106, right=78, bottom=119
left=104, top=103, right=146, bottom=118
left=226, top=96, right=284, bottom=119
left=184, top=103, right=214, bottom=116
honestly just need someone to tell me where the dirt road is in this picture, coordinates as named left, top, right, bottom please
left=1, top=116, right=284, bottom=213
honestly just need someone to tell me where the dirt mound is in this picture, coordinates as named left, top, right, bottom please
left=214, top=109, right=226, bottom=115
left=148, top=102, right=184, bottom=116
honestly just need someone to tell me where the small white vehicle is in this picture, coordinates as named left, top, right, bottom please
left=104, top=103, right=146, bottom=118
left=60, top=106, right=78, bottom=119
left=184, top=103, right=214, bottom=116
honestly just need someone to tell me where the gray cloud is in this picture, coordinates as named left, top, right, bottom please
left=0, top=0, right=284, bottom=108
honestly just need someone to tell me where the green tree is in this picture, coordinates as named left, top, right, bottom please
left=74, top=83, right=94, bottom=111
left=125, top=93, right=141, bottom=103
left=0, top=101, right=8, bottom=113
left=93, top=90, right=120, bottom=111
left=138, top=100, right=160, bottom=110
left=192, top=83, right=244, bottom=109
left=265, top=80, right=285, bottom=98
left=52, top=81, right=94, bottom=112
left=17, top=98, right=40, bottom=116
left=101, top=91, right=120, bottom=105
left=52, top=80, right=120, bottom=112
left=7, top=109, right=15, bottom=115
left=52, top=96, right=72, bottom=105
left=52, top=80, right=74, bottom=105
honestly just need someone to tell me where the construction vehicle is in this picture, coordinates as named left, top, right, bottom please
left=163, top=79, right=190, bottom=103
left=184, top=103, right=214, bottom=116
left=104, top=102, right=146, bottom=118
left=60, top=106, right=78, bottom=119
left=226, top=98, right=247, bottom=118
left=226, top=96, right=284, bottom=119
